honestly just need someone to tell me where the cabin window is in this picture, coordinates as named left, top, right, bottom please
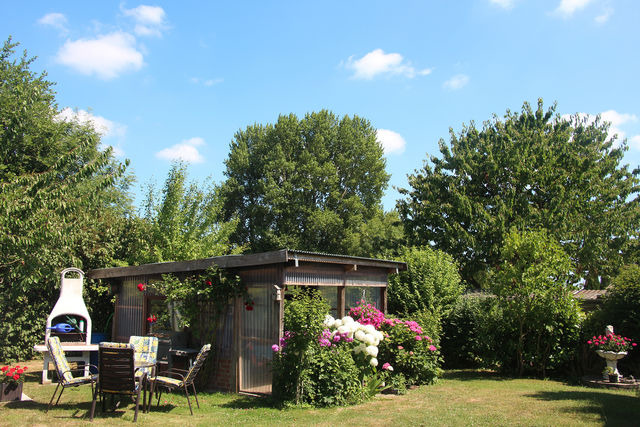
left=345, top=286, right=382, bottom=310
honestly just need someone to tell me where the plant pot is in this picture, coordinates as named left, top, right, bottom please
left=1, top=382, right=23, bottom=402
left=608, top=374, right=619, bottom=383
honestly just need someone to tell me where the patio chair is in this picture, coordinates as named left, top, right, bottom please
left=150, top=344, right=211, bottom=415
left=45, top=336, right=98, bottom=412
left=129, top=336, right=158, bottom=379
left=90, top=342, right=146, bottom=422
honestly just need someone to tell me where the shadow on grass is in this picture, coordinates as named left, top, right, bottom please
left=525, top=389, right=640, bottom=424
left=219, top=394, right=274, bottom=410
left=442, top=369, right=511, bottom=382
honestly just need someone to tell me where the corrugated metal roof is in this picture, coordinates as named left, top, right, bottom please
left=88, top=249, right=407, bottom=280
left=572, top=289, right=607, bottom=300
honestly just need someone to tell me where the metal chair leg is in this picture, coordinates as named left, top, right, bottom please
left=90, top=387, right=99, bottom=421
left=133, top=388, right=141, bottom=422
left=191, top=383, right=200, bottom=409
left=183, top=383, right=193, bottom=415
left=54, top=385, right=65, bottom=406
left=46, top=383, right=61, bottom=412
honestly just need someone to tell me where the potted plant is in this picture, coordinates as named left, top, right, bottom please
left=1, top=365, right=27, bottom=401
left=603, top=366, right=618, bottom=383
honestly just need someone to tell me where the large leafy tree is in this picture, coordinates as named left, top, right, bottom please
left=220, top=110, right=390, bottom=255
left=0, top=38, right=130, bottom=359
left=398, top=99, right=640, bottom=288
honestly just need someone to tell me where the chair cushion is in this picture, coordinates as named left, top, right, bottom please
left=47, top=336, right=74, bottom=383
left=153, top=375, right=183, bottom=387
left=67, top=374, right=98, bottom=385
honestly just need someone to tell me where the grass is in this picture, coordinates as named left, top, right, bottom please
left=1, top=360, right=638, bottom=426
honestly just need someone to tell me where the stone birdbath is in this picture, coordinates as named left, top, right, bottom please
left=594, top=325, right=628, bottom=380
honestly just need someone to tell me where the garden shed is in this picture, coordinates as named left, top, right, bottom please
left=88, top=249, right=406, bottom=394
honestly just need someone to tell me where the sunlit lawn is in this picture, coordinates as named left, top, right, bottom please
left=1, top=360, right=638, bottom=426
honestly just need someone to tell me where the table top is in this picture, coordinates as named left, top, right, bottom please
left=135, top=361, right=156, bottom=369
left=33, top=343, right=99, bottom=352
left=169, top=347, right=199, bottom=356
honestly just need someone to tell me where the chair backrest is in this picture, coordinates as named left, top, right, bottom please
left=184, top=344, right=211, bottom=385
left=47, top=336, right=74, bottom=384
left=98, top=342, right=137, bottom=395
left=129, top=336, right=158, bottom=376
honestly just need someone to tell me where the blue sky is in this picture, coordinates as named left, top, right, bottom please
left=3, top=0, right=640, bottom=210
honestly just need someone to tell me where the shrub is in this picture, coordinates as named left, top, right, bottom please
left=388, top=246, right=464, bottom=317
left=272, top=288, right=328, bottom=404
left=351, top=301, right=442, bottom=386
left=490, top=229, right=582, bottom=377
left=441, top=295, right=499, bottom=369
left=300, top=343, right=363, bottom=407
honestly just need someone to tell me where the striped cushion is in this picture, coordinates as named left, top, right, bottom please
left=153, top=376, right=183, bottom=387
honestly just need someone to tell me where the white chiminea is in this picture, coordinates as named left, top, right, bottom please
left=45, top=267, right=92, bottom=344
left=34, top=268, right=98, bottom=383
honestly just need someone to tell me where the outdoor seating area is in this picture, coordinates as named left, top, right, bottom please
left=38, top=334, right=210, bottom=422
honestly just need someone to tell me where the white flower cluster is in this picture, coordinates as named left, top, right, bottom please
left=324, top=315, right=385, bottom=367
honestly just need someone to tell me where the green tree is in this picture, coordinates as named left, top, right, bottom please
left=220, top=110, right=390, bottom=255
left=0, top=38, right=130, bottom=360
left=387, top=245, right=463, bottom=317
left=398, top=99, right=640, bottom=288
left=140, top=162, right=240, bottom=263
left=490, top=229, right=581, bottom=377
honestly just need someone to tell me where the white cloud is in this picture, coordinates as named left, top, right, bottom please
left=595, top=7, right=613, bottom=24
left=57, top=107, right=127, bottom=156
left=490, top=0, right=516, bottom=10
left=443, top=74, right=470, bottom=90
left=122, top=5, right=168, bottom=37
left=56, top=32, right=144, bottom=79
left=376, top=129, right=406, bottom=155
left=554, top=0, right=593, bottom=17
left=38, top=13, right=68, bottom=33
left=345, top=49, right=432, bottom=80
left=630, top=135, right=640, bottom=150
left=561, top=110, right=639, bottom=147
left=156, top=137, right=206, bottom=163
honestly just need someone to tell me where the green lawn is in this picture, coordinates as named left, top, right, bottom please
left=1, top=363, right=638, bottom=426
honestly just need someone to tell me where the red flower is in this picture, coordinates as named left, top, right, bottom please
left=23, top=366, right=27, bottom=371
left=12, top=374, right=19, bottom=381
left=17, top=369, right=23, bottom=374
left=206, top=281, right=212, bottom=286
left=245, top=305, right=254, bottom=311
left=137, top=283, right=146, bottom=292
left=1, top=366, right=7, bottom=372
left=5, top=371, right=12, bottom=377
left=633, top=343, right=638, bottom=347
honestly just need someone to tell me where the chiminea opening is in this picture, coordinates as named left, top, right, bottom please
left=44, top=268, right=92, bottom=346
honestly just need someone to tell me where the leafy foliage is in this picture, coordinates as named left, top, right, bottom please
left=0, top=39, right=130, bottom=360
left=388, top=245, right=464, bottom=317
left=272, top=288, right=329, bottom=405
left=220, top=110, right=390, bottom=255
left=398, top=99, right=640, bottom=288
left=139, top=162, right=240, bottom=264
left=440, top=295, right=500, bottom=369
left=490, top=229, right=582, bottom=376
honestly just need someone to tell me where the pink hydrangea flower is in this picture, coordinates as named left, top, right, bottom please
left=429, top=345, right=437, bottom=352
